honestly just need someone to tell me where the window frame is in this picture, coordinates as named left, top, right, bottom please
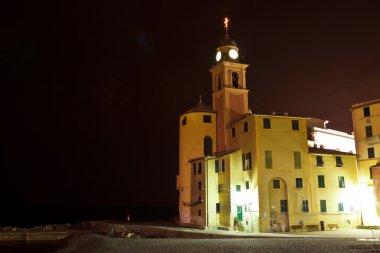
left=236, top=185, right=241, bottom=192
left=338, top=176, right=345, bottom=188
left=364, top=106, right=371, bottom=117
left=296, top=178, right=303, bottom=189
left=320, top=199, right=327, bottom=213
left=203, top=115, right=212, bottom=123
left=294, top=151, right=302, bottom=169
left=244, top=122, right=248, bottom=132
left=232, top=127, right=236, bottom=137
left=273, top=179, right=280, bottom=189
left=292, top=120, right=299, bottom=131
left=368, top=147, right=375, bottom=159
left=263, top=118, right=271, bottom=129
left=302, top=200, right=309, bottom=212
left=246, top=181, right=250, bottom=189
left=215, top=160, right=219, bottom=173
left=316, top=155, right=324, bottom=167
left=366, top=125, right=373, bottom=138
left=338, top=202, right=344, bottom=212
left=318, top=175, right=325, bottom=188
left=280, top=200, right=288, bottom=213
left=336, top=156, right=343, bottom=167
left=198, top=162, right=202, bottom=174
left=265, top=150, right=273, bottom=169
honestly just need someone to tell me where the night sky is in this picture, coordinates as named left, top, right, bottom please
left=2, top=1, right=380, bottom=209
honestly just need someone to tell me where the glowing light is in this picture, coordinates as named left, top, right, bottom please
left=229, top=49, right=238, bottom=59
left=224, top=17, right=229, bottom=29
left=216, top=51, right=221, bottom=61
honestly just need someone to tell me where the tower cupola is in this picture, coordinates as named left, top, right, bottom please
left=215, top=18, right=240, bottom=63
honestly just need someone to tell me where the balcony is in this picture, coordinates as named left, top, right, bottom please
left=367, top=135, right=380, bottom=145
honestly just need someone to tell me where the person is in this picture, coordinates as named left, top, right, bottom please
left=233, top=217, right=238, bottom=231
left=126, top=213, right=130, bottom=222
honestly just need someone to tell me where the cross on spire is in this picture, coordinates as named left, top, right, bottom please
left=224, top=17, right=229, bottom=37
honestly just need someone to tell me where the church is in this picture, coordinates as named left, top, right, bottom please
left=176, top=19, right=380, bottom=232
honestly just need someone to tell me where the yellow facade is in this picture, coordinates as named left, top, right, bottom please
left=351, top=99, right=380, bottom=225
left=177, top=23, right=367, bottom=232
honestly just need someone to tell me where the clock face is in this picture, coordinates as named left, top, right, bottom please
left=216, top=51, right=222, bottom=61
left=228, top=49, right=238, bottom=59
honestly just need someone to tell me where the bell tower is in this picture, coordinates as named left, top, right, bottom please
left=210, top=18, right=249, bottom=152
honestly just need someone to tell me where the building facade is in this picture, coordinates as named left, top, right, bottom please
left=177, top=22, right=367, bottom=232
left=351, top=99, right=380, bottom=225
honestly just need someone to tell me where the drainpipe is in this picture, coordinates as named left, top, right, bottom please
left=205, top=157, right=209, bottom=229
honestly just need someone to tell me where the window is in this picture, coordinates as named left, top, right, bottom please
left=320, top=200, right=327, bottom=212
left=198, top=196, right=201, bottom=202
left=232, top=72, right=239, bottom=88
left=204, top=136, right=213, bottom=156
left=215, top=160, right=219, bottom=173
left=198, top=181, right=202, bottom=190
left=366, top=125, right=373, bottom=137
left=296, top=178, right=303, bottom=189
left=368, top=147, right=375, bottom=158
left=273, top=179, right=280, bottom=189
left=316, top=155, right=324, bottom=166
left=265, top=150, right=273, bottom=169
left=198, top=210, right=202, bottom=216
left=216, top=203, right=221, bottom=213
left=232, top=127, right=236, bottom=137
left=338, top=202, right=344, bottom=212
left=244, top=122, right=248, bottom=132
left=370, top=167, right=373, bottom=179
left=218, top=184, right=223, bottom=192
left=364, top=106, right=371, bottom=117
left=236, top=185, right=241, bottom=192
left=193, top=163, right=196, bottom=175
left=218, top=75, right=222, bottom=90
left=318, top=175, right=325, bottom=188
left=198, top=162, right=202, bottom=174
left=246, top=181, right=250, bottom=189
left=338, top=176, right=345, bottom=188
left=336, top=156, right=343, bottom=167
left=242, top=152, right=252, bottom=170
left=294, top=151, right=301, bottom=169
left=221, top=159, right=225, bottom=172
left=203, top=115, right=212, bottom=123
left=292, top=120, right=299, bottom=130
left=302, top=200, right=309, bottom=212
left=182, top=117, right=187, bottom=126
left=280, top=200, right=288, bottom=212
left=263, top=118, right=271, bottom=129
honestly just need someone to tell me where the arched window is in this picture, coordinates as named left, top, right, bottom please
left=232, top=72, right=239, bottom=88
left=218, top=74, right=222, bottom=90
left=204, top=136, right=213, bottom=156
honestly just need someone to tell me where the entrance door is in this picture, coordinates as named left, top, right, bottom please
left=237, top=206, right=243, bottom=221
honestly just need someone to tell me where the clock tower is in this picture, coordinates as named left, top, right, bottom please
left=210, top=18, right=250, bottom=152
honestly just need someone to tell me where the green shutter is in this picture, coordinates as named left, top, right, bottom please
left=215, top=160, right=219, bottom=173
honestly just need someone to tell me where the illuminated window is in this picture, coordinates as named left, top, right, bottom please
left=366, top=125, right=373, bottom=138
left=263, top=118, right=271, bottom=129
left=236, top=185, right=241, bottom=192
left=294, top=151, right=301, bottom=169
left=198, top=181, right=202, bottom=190
left=221, top=159, right=225, bottom=172
left=338, top=202, right=344, bottom=212
left=232, top=72, right=239, bottom=88
left=280, top=200, right=288, bottom=212
left=198, top=162, right=202, bottom=174
left=320, top=200, right=327, bottom=212
left=242, top=152, right=252, bottom=170
left=273, top=179, right=280, bottom=189
left=364, top=106, right=371, bottom=117
left=336, top=156, right=343, bottom=167
left=296, top=178, right=303, bottom=189
left=292, top=120, right=299, bottom=130
left=368, top=147, right=375, bottom=159
left=318, top=175, right=325, bottom=188
left=204, top=136, right=213, bottom=156
left=216, top=203, right=221, bottom=213
left=316, top=155, right=324, bottom=166
left=338, top=176, right=345, bottom=188
left=244, top=122, right=248, bottom=132
left=182, top=117, right=187, bottom=126
left=265, top=151, right=273, bottom=169
left=198, top=210, right=202, bottom=216
left=203, top=115, right=212, bottom=123
left=246, top=181, right=250, bottom=189
left=232, top=127, right=236, bottom=137
left=215, top=160, right=219, bottom=173
left=302, top=200, right=309, bottom=212
left=193, top=163, right=196, bottom=175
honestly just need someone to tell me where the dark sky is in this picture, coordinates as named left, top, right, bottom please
left=2, top=1, right=380, bottom=208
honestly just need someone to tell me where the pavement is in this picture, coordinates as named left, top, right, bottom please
left=124, top=222, right=380, bottom=239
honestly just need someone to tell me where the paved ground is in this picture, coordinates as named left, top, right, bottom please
left=54, top=234, right=380, bottom=253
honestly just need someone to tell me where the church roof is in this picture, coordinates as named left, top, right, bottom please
left=219, top=36, right=237, bottom=47
left=184, top=101, right=214, bottom=114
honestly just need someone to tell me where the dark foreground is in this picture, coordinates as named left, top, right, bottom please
left=52, top=234, right=380, bottom=253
